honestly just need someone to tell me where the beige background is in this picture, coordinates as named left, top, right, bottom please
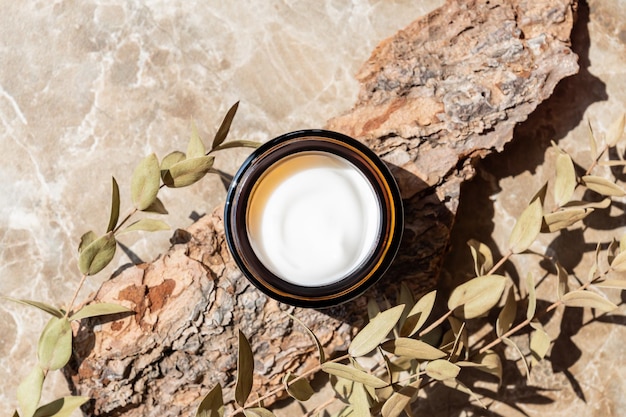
left=1, top=1, right=625, bottom=416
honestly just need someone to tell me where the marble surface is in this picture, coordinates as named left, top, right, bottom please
left=0, top=0, right=443, bottom=412
left=1, top=0, right=625, bottom=416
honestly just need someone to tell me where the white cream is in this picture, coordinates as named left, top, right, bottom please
left=247, top=152, right=381, bottom=286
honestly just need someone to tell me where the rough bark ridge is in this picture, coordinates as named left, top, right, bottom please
left=66, top=0, right=578, bottom=415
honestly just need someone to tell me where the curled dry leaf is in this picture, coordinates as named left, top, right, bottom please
left=542, top=208, right=594, bottom=233
left=160, top=151, right=186, bottom=174
left=448, top=275, right=507, bottom=319
left=287, top=314, right=325, bottom=363
left=349, top=304, right=404, bottom=357
left=502, top=337, right=530, bottom=379
left=283, top=372, right=315, bottom=402
left=162, top=156, right=215, bottom=188
left=106, top=177, right=120, bottom=233
left=467, top=239, right=494, bottom=276
left=581, top=175, right=626, bottom=197
left=400, top=290, right=436, bottom=337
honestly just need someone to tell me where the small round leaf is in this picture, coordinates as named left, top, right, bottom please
left=78, top=232, right=117, bottom=276
left=131, top=153, right=161, bottom=210
left=37, top=317, right=72, bottom=371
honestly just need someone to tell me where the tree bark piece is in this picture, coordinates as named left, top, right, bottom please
left=65, top=0, right=578, bottom=415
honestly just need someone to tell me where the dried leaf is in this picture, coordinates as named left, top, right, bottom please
left=554, top=151, right=577, bottom=207
left=33, top=396, right=90, bottom=417
left=561, top=290, right=618, bottom=312
left=212, top=101, right=239, bottom=150
left=380, top=379, right=421, bottom=417
left=350, top=383, right=370, bottom=416
left=587, top=119, right=598, bottom=160
left=508, top=194, right=543, bottom=253
left=212, top=139, right=262, bottom=152
left=37, top=317, right=72, bottom=371
left=120, top=218, right=170, bottom=234
left=448, top=275, right=507, bottom=319
left=400, top=290, right=436, bottom=337
left=69, top=302, right=132, bottom=321
left=610, top=250, right=626, bottom=272
left=283, top=372, right=315, bottom=402
left=349, top=304, right=404, bottom=357
left=467, top=239, right=493, bottom=276
left=2, top=297, right=63, bottom=318
left=78, top=230, right=97, bottom=254
left=425, top=360, right=460, bottom=381
left=556, top=261, right=569, bottom=299
left=17, top=365, right=44, bottom=417
left=398, top=283, right=415, bottom=329
left=381, top=338, right=446, bottom=360
left=143, top=197, right=169, bottom=214
left=106, top=177, right=120, bottom=233
left=562, top=198, right=611, bottom=210
left=582, top=175, right=626, bottom=197
left=160, top=151, right=186, bottom=173
left=78, top=232, right=116, bottom=276
left=606, top=113, right=625, bottom=147
left=321, top=363, right=387, bottom=388
left=542, top=208, right=593, bottom=233
left=235, top=330, right=254, bottom=407
left=502, top=337, right=530, bottom=378
left=496, top=287, right=516, bottom=337
left=243, top=408, right=276, bottom=417
left=195, top=384, right=224, bottom=417
left=367, top=298, right=381, bottom=321
left=526, top=273, right=537, bottom=320
left=131, top=153, right=161, bottom=210
left=529, top=322, right=551, bottom=366
left=187, top=122, right=206, bottom=158
left=162, top=156, right=215, bottom=188
left=595, top=279, right=626, bottom=289
left=287, top=314, right=325, bottom=363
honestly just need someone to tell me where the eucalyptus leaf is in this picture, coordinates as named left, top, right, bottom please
left=2, top=297, right=63, bottom=318
left=542, top=208, right=593, bottom=233
left=595, top=279, right=626, bottom=289
left=502, top=337, right=530, bottom=378
left=283, top=372, right=315, bottom=402
left=508, top=194, right=543, bottom=253
left=106, top=177, right=120, bottom=233
left=496, top=287, right=516, bottom=338
left=120, top=218, right=170, bottom=234
left=581, top=175, right=626, bottom=197
left=607, top=238, right=619, bottom=265
left=235, top=330, right=254, bottom=407
left=425, top=360, right=460, bottom=381
left=606, top=113, right=625, bottom=147
left=556, top=261, right=569, bottom=299
left=448, top=275, right=507, bottom=319
left=321, top=363, right=387, bottom=388
left=467, top=239, right=493, bottom=276
left=187, top=122, right=206, bottom=159
left=17, top=365, right=44, bottom=417
left=561, top=290, right=618, bottom=312
left=38, top=317, right=72, bottom=371
left=562, top=198, right=611, bottom=210
left=160, top=151, right=186, bottom=174
left=162, top=156, right=215, bottom=188
left=131, top=153, right=161, bottom=210
left=349, top=304, right=405, bottom=357
left=610, top=250, right=626, bottom=272
left=349, top=382, right=370, bottom=416
left=529, top=322, right=551, bottom=366
left=143, top=197, right=169, bottom=214
left=367, top=298, right=381, bottom=321
left=398, top=283, right=415, bottom=329
left=381, top=338, right=446, bottom=360
left=211, top=140, right=263, bottom=152
left=78, top=230, right=97, bottom=254
left=381, top=379, right=421, bottom=417
left=287, top=314, right=325, bottom=363
left=195, top=384, right=224, bottom=417
left=78, top=232, right=116, bottom=276
left=553, top=151, right=577, bottom=207
left=526, top=272, right=537, bottom=320
left=458, top=350, right=502, bottom=383
left=69, top=302, right=132, bottom=321
left=33, top=396, right=90, bottom=417
left=212, top=101, right=239, bottom=150
left=243, top=408, right=276, bottom=417
left=400, top=290, right=436, bottom=337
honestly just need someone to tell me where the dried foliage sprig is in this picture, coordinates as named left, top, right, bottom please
left=4, top=103, right=261, bottom=417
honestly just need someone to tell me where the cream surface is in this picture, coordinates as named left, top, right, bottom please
left=247, top=152, right=381, bottom=286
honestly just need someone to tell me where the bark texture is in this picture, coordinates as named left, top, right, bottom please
left=65, top=0, right=578, bottom=415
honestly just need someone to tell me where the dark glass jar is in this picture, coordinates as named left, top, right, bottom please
left=224, top=129, right=403, bottom=308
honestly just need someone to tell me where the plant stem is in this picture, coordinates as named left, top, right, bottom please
left=65, top=273, right=88, bottom=317
left=486, top=250, right=513, bottom=276
left=418, top=310, right=452, bottom=338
